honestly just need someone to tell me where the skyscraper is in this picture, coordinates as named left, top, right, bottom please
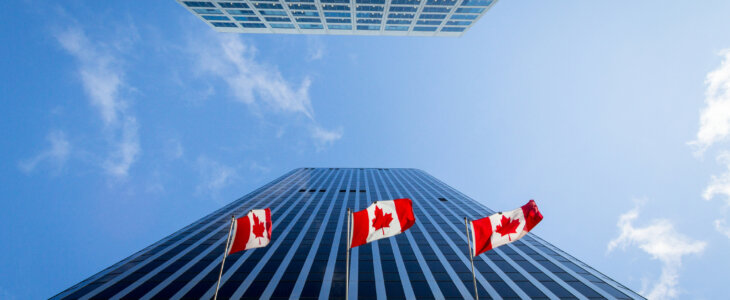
left=53, top=168, right=643, bottom=299
left=176, top=0, right=496, bottom=36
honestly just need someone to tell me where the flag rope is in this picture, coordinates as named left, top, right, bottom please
left=346, top=208, right=351, bottom=300
left=465, top=217, right=478, bottom=300
left=214, top=215, right=235, bottom=300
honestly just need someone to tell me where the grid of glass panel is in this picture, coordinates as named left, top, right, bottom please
left=52, top=168, right=644, bottom=299
left=176, top=0, right=496, bottom=36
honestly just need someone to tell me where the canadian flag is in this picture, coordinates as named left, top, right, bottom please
left=470, top=200, right=543, bottom=256
left=350, top=199, right=416, bottom=248
left=228, top=208, right=272, bottom=255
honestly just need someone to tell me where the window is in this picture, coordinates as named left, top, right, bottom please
left=423, top=6, right=450, bottom=12
left=194, top=8, right=221, bottom=14
left=325, top=12, right=351, bottom=17
left=419, top=13, right=447, bottom=19
left=292, top=11, right=319, bottom=16
left=255, top=3, right=283, bottom=9
left=357, top=5, right=384, bottom=11
left=328, top=24, right=352, bottom=30
left=202, top=15, right=230, bottom=21
left=184, top=1, right=214, bottom=8
left=451, top=14, right=478, bottom=19
left=446, top=20, right=471, bottom=25
left=323, top=4, right=350, bottom=10
left=388, top=13, right=414, bottom=18
left=386, top=19, right=411, bottom=24
left=389, top=6, right=417, bottom=12
left=235, top=16, right=261, bottom=21
left=357, top=19, right=381, bottom=24
left=327, top=18, right=351, bottom=23
left=461, top=0, right=492, bottom=6
left=413, top=26, right=437, bottom=31
left=385, top=25, right=408, bottom=31
left=417, top=20, right=441, bottom=25
left=356, top=12, right=383, bottom=18
left=259, top=10, right=288, bottom=15
left=211, top=22, right=237, bottom=27
left=289, top=4, right=317, bottom=10
left=296, top=17, right=322, bottom=23
left=456, top=7, right=484, bottom=13
left=300, top=24, right=324, bottom=29
left=226, top=9, right=254, bottom=15
left=357, top=25, right=380, bottom=30
left=391, top=0, right=419, bottom=4
left=265, top=17, right=291, bottom=22
left=218, top=2, right=249, bottom=8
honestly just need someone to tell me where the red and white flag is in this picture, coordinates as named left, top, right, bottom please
left=470, top=200, right=543, bottom=256
left=350, top=198, right=416, bottom=248
left=228, top=208, right=272, bottom=255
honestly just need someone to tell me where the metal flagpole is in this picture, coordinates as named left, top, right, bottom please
left=346, top=208, right=351, bottom=300
left=214, top=215, right=235, bottom=300
left=465, top=217, right=479, bottom=300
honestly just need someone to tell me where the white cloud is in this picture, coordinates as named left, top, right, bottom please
left=703, top=151, right=730, bottom=203
left=164, top=138, right=184, bottom=160
left=188, top=32, right=341, bottom=150
left=193, top=34, right=314, bottom=119
left=19, top=130, right=70, bottom=174
left=703, top=151, right=730, bottom=239
left=56, top=26, right=140, bottom=177
left=715, top=219, right=730, bottom=239
left=608, top=206, right=707, bottom=300
left=306, top=36, right=325, bottom=61
left=103, top=117, right=140, bottom=177
left=196, top=156, right=237, bottom=197
left=690, top=49, right=730, bottom=156
left=311, top=125, right=343, bottom=151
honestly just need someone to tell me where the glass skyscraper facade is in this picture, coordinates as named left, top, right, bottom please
left=175, top=0, right=496, bottom=36
left=53, top=168, right=643, bottom=299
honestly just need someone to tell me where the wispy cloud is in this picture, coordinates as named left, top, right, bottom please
left=56, top=26, right=140, bottom=177
left=715, top=219, right=730, bottom=239
left=306, top=36, right=325, bottom=61
left=187, top=32, right=341, bottom=150
left=195, top=156, right=237, bottom=198
left=164, top=138, right=184, bottom=160
left=692, top=50, right=730, bottom=239
left=703, top=151, right=730, bottom=202
left=608, top=205, right=707, bottom=300
left=192, top=34, right=314, bottom=118
left=702, top=151, right=730, bottom=239
left=311, top=125, right=343, bottom=151
left=19, top=130, right=70, bottom=174
left=689, top=49, right=730, bottom=156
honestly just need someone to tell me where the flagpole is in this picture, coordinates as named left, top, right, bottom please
left=345, top=208, right=351, bottom=300
left=214, top=215, right=235, bottom=300
left=464, top=217, right=478, bottom=300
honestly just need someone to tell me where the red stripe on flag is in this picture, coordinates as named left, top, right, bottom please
left=350, top=209, right=369, bottom=248
left=394, top=198, right=415, bottom=232
left=229, top=216, right=251, bottom=255
left=472, top=216, right=493, bottom=256
left=521, top=199, right=543, bottom=232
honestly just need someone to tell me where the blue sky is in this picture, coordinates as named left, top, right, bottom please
left=2, top=0, right=730, bottom=299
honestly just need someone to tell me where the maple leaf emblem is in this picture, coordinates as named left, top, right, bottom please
left=252, top=213, right=266, bottom=245
left=495, top=215, right=520, bottom=241
left=371, top=205, right=394, bottom=235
